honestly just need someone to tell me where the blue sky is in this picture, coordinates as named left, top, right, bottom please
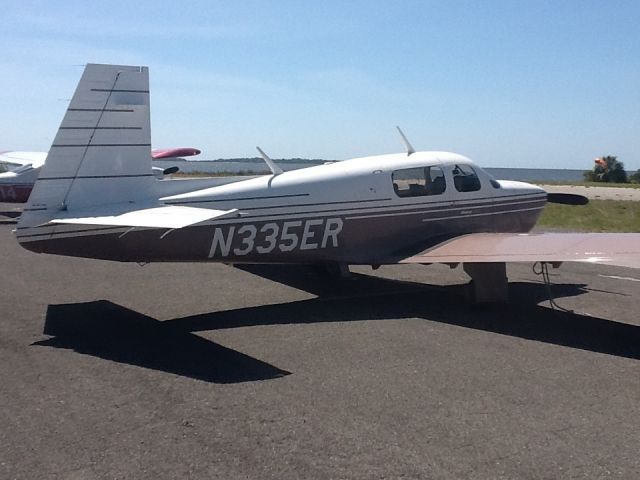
left=1, top=0, right=639, bottom=169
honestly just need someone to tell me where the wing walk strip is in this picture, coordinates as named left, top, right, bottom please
left=16, top=203, right=542, bottom=242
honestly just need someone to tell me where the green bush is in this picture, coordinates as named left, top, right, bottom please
left=588, top=155, right=628, bottom=183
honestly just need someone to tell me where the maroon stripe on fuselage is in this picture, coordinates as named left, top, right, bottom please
left=18, top=199, right=544, bottom=264
left=166, top=194, right=546, bottom=222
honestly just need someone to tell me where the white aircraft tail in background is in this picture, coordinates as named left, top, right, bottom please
left=0, top=151, right=47, bottom=202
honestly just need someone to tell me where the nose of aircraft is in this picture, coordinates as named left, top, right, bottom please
left=496, top=179, right=546, bottom=196
left=496, top=180, right=588, bottom=205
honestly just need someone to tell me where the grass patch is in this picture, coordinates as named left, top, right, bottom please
left=538, top=199, right=640, bottom=232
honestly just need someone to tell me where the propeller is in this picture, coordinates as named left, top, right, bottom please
left=151, top=147, right=201, bottom=159
left=163, top=166, right=179, bottom=175
left=546, top=192, right=589, bottom=206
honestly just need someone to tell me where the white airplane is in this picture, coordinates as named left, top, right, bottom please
left=0, top=151, right=48, bottom=202
left=0, top=147, right=201, bottom=203
left=14, top=64, right=640, bottom=302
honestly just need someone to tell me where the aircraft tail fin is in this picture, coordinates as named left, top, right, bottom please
left=19, top=63, right=154, bottom=229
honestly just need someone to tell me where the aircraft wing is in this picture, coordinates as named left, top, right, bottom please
left=399, top=233, right=640, bottom=269
left=48, top=205, right=238, bottom=229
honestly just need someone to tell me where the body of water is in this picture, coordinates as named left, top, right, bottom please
left=154, top=160, right=586, bottom=183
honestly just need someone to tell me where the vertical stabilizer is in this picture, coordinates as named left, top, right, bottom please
left=20, top=64, right=153, bottom=228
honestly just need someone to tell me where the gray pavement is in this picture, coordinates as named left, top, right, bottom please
left=1, top=204, right=639, bottom=479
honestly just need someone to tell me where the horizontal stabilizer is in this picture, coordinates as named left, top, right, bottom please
left=49, top=205, right=238, bottom=229
left=399, top=233, right=640, bottom=269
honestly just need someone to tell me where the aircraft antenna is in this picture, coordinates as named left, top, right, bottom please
left=396, top=126, right=415, bottom=155
left=256, top=147, right=284, bottom=175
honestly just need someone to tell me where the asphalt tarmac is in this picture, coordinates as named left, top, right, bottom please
left=1, top=203, right=639, bottom=479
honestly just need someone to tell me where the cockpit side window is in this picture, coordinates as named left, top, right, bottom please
left=392, top=166, right=446, bottom=197
left=452, top=164, right=481, bottom=192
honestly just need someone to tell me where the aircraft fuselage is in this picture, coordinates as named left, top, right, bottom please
left=17, top=151, right=547, bottom=265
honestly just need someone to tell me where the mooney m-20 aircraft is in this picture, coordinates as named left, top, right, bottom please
left=14, top=64, right=640, bottom=302
left=0, top=147, right=200, bottom=202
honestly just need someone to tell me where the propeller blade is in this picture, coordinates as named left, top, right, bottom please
left=152, top=147, right=201, bottom=159
left=546, top=193, right=589, bottom=205
left=163, top=166, right=179, bottom=175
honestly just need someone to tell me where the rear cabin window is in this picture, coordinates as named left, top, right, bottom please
left=452, top=164, right=481, bottom=192
left=392, top=166, right=446, bottom=197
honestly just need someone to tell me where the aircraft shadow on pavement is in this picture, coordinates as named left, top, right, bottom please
left=35, top=272, right=640, bottom=384
left=174, top=274, right=640, bottom=362
left=35, top=300, right=292, bottom=384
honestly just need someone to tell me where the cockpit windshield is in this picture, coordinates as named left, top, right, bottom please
left=452, top=164, right=481, bottom=192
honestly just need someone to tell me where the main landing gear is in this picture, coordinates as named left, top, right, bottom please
left=463, top=262, right=509, bottom=303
